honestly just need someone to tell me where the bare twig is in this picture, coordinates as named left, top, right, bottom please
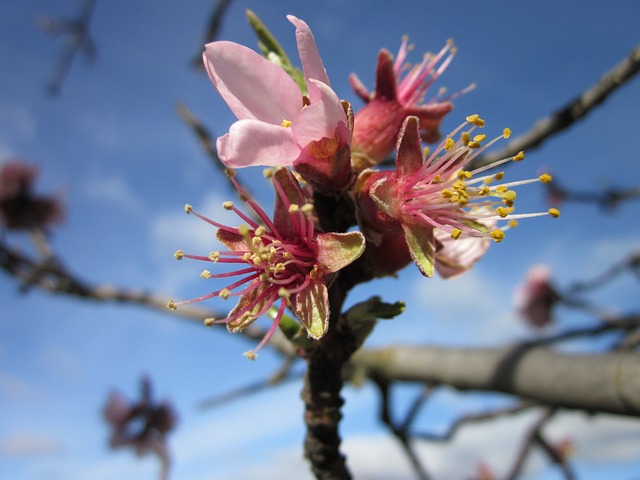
left=374, top=378, right=432, bottom=480
left=547, top=181, right=640, bottom=211
left=198, top=357, right=301, bottom=410
left=566, top=250, right=640, bottom=295
left=192, top=0, right=234, bottom=70
left=40, top=0, right=98, bottom=97
left=470, top=45, right=640, bottom=170
left=414, top=401, right=538, bottom=442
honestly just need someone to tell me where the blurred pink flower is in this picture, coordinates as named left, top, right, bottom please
left=103, top=377, right=176, bottom=479
left=203, top=15, right=350, bottom=179
left=514, top=265, right=559, bottom=328
left=0, top=160, right=64, bottom=230
left=170, top=168, right=365, bottom=359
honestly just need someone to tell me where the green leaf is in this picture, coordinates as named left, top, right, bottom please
left=246, top=9, right=306, bottom=93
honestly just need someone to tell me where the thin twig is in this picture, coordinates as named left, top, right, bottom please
left=40, top=0, right=98, bottom=97
left=470, top=45, right=640, bottom=169
left=192, top=0, right=234, bottom=70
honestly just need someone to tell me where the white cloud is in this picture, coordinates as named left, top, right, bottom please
left=0, top=371, right=29, bottom=398
left=0, top=432, right=63, bottom=457
left=83, top=174, right=147, bottom=215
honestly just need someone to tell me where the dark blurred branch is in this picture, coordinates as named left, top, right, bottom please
left=192, top=0, right=234, bottom=70
left=198, top=357, right=301, bottom=410
left=40, top=0, right=98, bottom=96
left=547, top=181, right=640, bottom=211
left=0, top=236, right=295, bottom=355
left=470, top=45, right=640, bottom=169
left=567, top=250, right=640, bottom=295
left=374, top=379, right=432, bottom=480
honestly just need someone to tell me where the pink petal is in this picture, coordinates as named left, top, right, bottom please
left=434, top=228, right=491, bottom=279
left=292, top=79, right=348, bottom=147
left=286, top=15, right=330, bottom=86
left=203, top=41, right=301, bottom=123
left=217, top=119, right=301, bottom=168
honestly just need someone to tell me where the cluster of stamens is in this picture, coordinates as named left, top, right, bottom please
left=167, top=172, right=319, bottom=359
left=402, top=114, right=559, bottom=242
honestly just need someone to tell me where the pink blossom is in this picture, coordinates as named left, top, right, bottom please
left=203, top=16, right=350, bottom=173
left=514, top=265, right=559, bottom=328
left=350, top=38, right=468, bottom=167
left=169, top=168, right=365, bottom=359
left=0, top=160, right=64, bottom=230
left=357, top=115, right=559, bottom=277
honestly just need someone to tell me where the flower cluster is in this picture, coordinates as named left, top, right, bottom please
left=171, top=14, right=559, bottom=356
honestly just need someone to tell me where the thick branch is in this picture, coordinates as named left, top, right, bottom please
left=353, top=345, right=640, bottom=417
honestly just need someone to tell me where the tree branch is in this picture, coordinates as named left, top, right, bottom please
left=470, top=45, right=640, bottom=169
left=353, top=344, right=640, bottom=417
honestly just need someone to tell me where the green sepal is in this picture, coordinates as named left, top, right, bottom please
left=344, top=296, right=405, bottom=349
left=316, top=231, right=366, bottom=273
left=268, top=307, right=315, bottom=350
left=246, top=9, right=306, bottom=93
left=403, top=222, right=435, bottom=277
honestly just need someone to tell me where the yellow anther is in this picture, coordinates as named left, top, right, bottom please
left=255, top=225, right=266, bottom=236
left=173, top=250, right=184, bottom=260
left=461, top=132, right=470, bottom=145
left=301, top=203, right=314, bottom=214
left=242, top=252, right=251, bottom=261
left=468, top=141, right=481, bottom=149
left=224, top=168, right=236, bottom=178
left=167, top=300, right=177, bottom=311
left=223, top=201, right=234, bottom=210
left=466, top=114, right=485, bottom=127
left=473, top=134, right=486, bottom=143
left=457, top=170, right=473, bottom=180
left=508, top=220, right=519, bottom=228
left=423, top=146, right=431, bottom=156
left=513, top=151, right=525, bottom=162
left=490, top=229, right=505, bottom=242
left=441, top=189, right=454, bottom=198
left=281, top=119, right=292, bottom=128
left=503, top=128, right=512, bottom=139
left=243, top=351, right=257, bottom=361
left=184, top=204, right=193, bottom=214
left=548, top=208, right=561, bottom=218
left=539, top=173, right=553, bottom=184
left=483, top=177, right=494, bottom=185
left=239, top=193, right=249, bottom=202
left=479, top=185, right=491, bottom=195
left=278, top=287, right=291, bottom=298
left=263, top=168, right=274, bottom=178
left=204, top=317, right=216, bottom=327
left=252, top=236, right=263, bottom=247
left=496, top=206, right=509, bottom=218
left=445, top=138, right=455, bottom=151
left=495, top=172, right=505, bottom=181
left=496, top=185, right=509, bottom=193
left=238, top=224, right=250, bottom=236
left=200, top=270, right=211, bottom=279
left=451, top=228, right=462, bottom=239
left=310, top=265, right=320, bottom=280
left=288, top=204, right=300, bottom=213
left=220, top=288, right=231, bottom=299
left=433, top=174, right=441, bottom=183
left=503, top=191, right=517, bottom=202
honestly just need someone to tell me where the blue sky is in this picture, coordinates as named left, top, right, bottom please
left=1, top=0, right=640, bottom=479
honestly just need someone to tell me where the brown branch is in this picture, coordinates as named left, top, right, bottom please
left=470, top=45, right=640, bottom=170
left=353, top=342, right=640, bottom=417
left=547, top=182, right=640, bottom=211
left=191, top=0, right=234, bottom=70
left=0, top=239, right=295, bottom=355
